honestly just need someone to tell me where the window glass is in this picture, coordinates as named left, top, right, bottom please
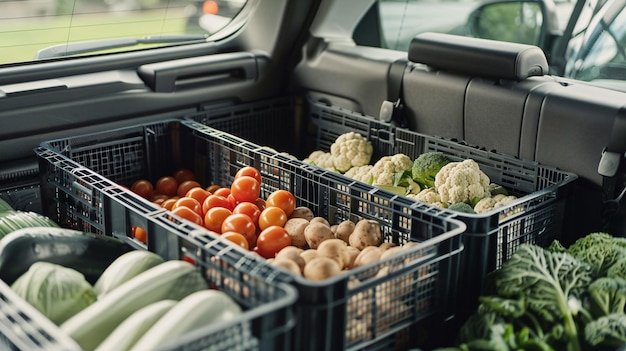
left=567, top=7, right=626, bottom=82
left=371, top=0, right=575, bottom=52
left=0, top=0, right=247, bottom=65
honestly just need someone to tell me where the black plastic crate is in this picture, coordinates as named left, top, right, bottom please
left=0, top=204, right=297, bottom=351
left=37, top=119, right=465, bottom=351
left=188, top=96, right=578, bottom=314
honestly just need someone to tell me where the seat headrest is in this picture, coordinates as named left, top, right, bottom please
left=408, top=32, right=549, bottom=80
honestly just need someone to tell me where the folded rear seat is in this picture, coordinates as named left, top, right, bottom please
left=404, top=32, right=557, bottom=158
left=402, top=32, right=626, bottom=238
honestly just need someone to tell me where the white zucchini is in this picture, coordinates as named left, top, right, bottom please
left=60, top=260, right=207, bottom=351
left=93, top=250, right=164, bottom=297
left=130, top=289, right=243, bottom=351
left=94, top=299, right=177, bottom=351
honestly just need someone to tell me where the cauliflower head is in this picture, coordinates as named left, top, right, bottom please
left=329, top=132, right=373, bottom=173
left=370, top=154, right=413, bottom=186
left=344, top=165, right=374, bottom=184
left=434, top=159, right=490, bottom=204
left=474, top=194, right=518, bottom=214
left=303, top=150, right=337, bottom=171
left=407, top=188, right=447, bottom=208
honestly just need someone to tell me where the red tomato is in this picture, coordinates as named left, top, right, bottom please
left=206, top=184, right=222, bottom=193
left=255, top=198, right=267, bottom=211
left=171, top=206, right=204, bottom=226
left=227, top=194, right=238, bottom=210
left=131, top=179, right=154, bottom=199
left=235, top=166, right=262, bottom=184
left=177, top=180, right=202, bottom=198
left=155, top=176, right=178, bottom=197
left=258, top=206, right=287, bottom=231
left=213, top=187, right=231, bottom=198
left=172, top=168, right=195, bottom=184
left=221, top=213, right=256, bottom=246
left=161, top=198, right=178, bottom=211
left=186, top=187, right=210, bottom=206
left=265, top=190, right=296, bottom=217
left=132, top=226, right=147, bottom=243
left=202, top=194, right=231, bottom=214
left=232, top=202, right=262, bottom=226
left=221, top=231, right=250, bottom=250
left=204, top=207, right=232, bottom=233
left=256, top=226, right=291, bottom=258
left=230, top=176, right=260, bottom=203
left=151, top=194, right=169, bottom=205
left=172, top=197, right=203, bottom=216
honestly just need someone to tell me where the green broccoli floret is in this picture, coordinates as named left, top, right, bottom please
left=608, top=258, right=626, bottom=280
left=584, top=313, right=626, bottom=349
left=567, top=232, right=626, bottom=277
left=411, top=151, right=451, bottom=188
left=447, top=202, right=476, bottom=214
left=588, top=277, right=626, bottom=317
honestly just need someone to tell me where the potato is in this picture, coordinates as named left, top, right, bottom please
left=275, top=246, right=305, bottom=272
left=289, top=206, right=315, bottom=221
left=334, top=219, right=356, bottom=244
left=303, top=257, right=342, bottom=281
left=402, top=241, right=420, bottom=250
left=300, top=249, right=318, bottom=265
left=310, top=216, right=330, bottom=226
left=344, top=246, right=361, bottom=269
left=349, top=219, right=383, bottom=250
left=283, top=218, right=310, bottom=249
left=304, top=221, right=334, bottom=249
left=271, top=258, right=303, bottom=275
left=379, top=246, right=405, bottom=261
left=316, top=238, right=351, bottom=269
left=353, top=246, right=383, bottom=268
left=378, top=242, right=397, bottom=251
left=330, top=224, right=338, bottom=234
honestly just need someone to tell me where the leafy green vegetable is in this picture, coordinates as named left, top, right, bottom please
left=584, top=313, right=626, bottom=349
left=393, top=169, right=422, bottom=194
left=11, top=261, right=97, bottom=325
left=445, top=231, right=626, bottom=351
left=545, top=240, right=567, bottom=254
left=607, top=258, right=626, bottom=280
left=567, top=232, right=626, bottom=277
left=490, top=245, right=594, bottom=351
left=588, top=277, right=626, bottom=317
left=448, top=202, right=476, bottom=214
left=411, top=152, right=451, bottom=188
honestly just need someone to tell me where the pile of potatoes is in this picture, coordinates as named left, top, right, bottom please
left=267, top=206, right=422, bottom=281
left=264, top=207, right=432, bottom=343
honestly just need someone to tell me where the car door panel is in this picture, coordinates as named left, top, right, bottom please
left=294, top=42, right=404, bottom=117
left=0, top=51, right=272, bottom=164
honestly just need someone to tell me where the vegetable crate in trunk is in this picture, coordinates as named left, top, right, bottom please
left=37, top=119, right=466, bottom=351
left=186, top=96, right=578, bottom=317
left=0, top=223, right=296, bottom=351
left=35, top=124, right=299, bottom=351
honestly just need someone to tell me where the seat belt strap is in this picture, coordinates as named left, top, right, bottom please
left=379, top=58, right=408, bottom=125
left=599, top=107, right=626, bottom=226
left=598, top=107, right=626, bottom=177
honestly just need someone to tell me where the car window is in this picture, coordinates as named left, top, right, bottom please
left=363, top=0, right=577, bottom=51
left=565, top=0, right=626, bottom=85
left=0, top=0, right=248, bottom=65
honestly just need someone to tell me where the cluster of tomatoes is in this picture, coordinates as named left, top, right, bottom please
left=127, top=166, right=296, bottom=259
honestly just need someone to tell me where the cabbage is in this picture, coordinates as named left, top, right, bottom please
left=11, top=261, right=97, bottom=325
